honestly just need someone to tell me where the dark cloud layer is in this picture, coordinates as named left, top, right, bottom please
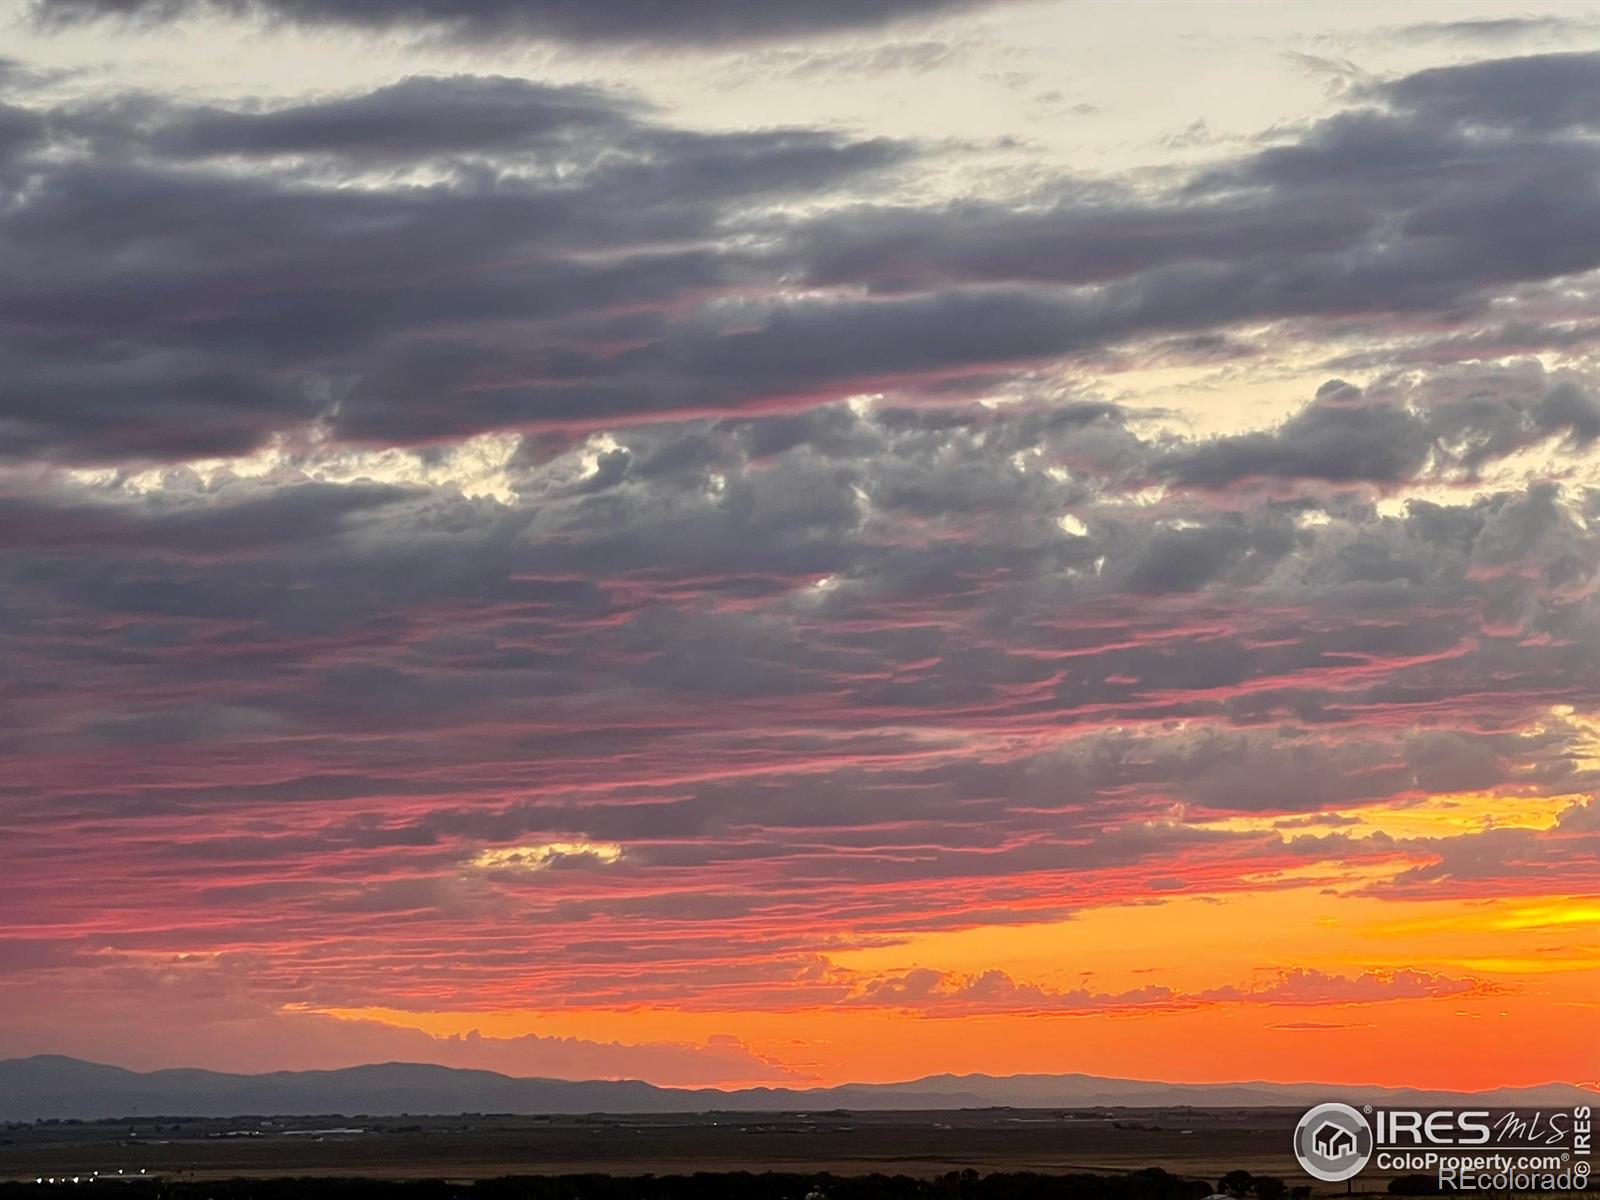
left=32, top=0, right=992, bottom=44
left=1157, top=375, right=1600, bottom=488
left=4, top=54, right=1600, bottom=461
left=0, top=72, right=911, bottom=460
left=138, top=75, right=639, bottom=162
left=1377, top=50, right=1600, bottom=132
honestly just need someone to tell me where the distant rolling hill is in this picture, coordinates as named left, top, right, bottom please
left=1, top=1055, right=1589, bottom=1120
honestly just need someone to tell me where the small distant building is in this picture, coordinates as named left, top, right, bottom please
left=1314, top=1122, right=1356, bottom=1158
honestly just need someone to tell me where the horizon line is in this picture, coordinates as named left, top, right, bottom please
left=8, top=1053, right=1595, bottom=1097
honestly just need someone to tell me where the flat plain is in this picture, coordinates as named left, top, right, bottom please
left=0, top=1107, right=1397, bottom=1191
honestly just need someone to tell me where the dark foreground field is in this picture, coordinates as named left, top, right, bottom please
left=0, top=1167, right=1337, bottom=1199
left=0, top=1108, right=1411, bottom=1194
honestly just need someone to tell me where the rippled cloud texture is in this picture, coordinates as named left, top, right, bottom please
left=1, top=0, right=1597, bottom=1090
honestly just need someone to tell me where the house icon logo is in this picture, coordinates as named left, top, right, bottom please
left=1295, top=1102, right=1373, bottom=1182
left=1314, top=1122, right=1356, bottom=1158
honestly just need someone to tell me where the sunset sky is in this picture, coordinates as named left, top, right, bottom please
left=1, top=0, right=1598, bottom=1094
